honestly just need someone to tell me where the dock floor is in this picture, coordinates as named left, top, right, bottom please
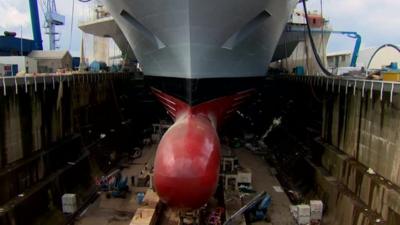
left=234, top=148, right=296, bottom=225
left=75, top=144, right=157, bottom=225
left=75, top=145, right=295, bottom=225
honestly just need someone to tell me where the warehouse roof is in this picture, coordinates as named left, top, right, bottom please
left=28, top=50, right=71, bottom=60
left=327, top=50, right=352, bottom=57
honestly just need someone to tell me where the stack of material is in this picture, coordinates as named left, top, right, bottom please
left=62, top=194, right=77, bottom=214
left=130, top=207, right=157, bottom=225
left=222, top=157, right=252, bottom=191
left=136, top=171, right=151, bottom=187
left=310, top=200, right=323, bottom=225
left=130, top=189, right=161, bottom=225
left=151, top=133, right=161, bottom=142
left=297, top=205, right=310, bottom=225
left=135, top=163, right=154, bottom=188
left=222, top=156, right=236, bottom=172
left=290, top=200, right=324, bottom=225
left=143, top=189, right=160, bottom=207
left=237, top=168, right=252, bottom=185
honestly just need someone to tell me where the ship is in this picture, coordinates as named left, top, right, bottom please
left=102, top=0, right=298, bottom=209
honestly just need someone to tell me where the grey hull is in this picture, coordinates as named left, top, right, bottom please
left=103, top=0, right=297, bottom=79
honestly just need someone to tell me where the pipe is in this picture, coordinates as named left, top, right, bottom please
left=366, top=44, right=400, bottom=77
left=301, top=0, right=333, bottom=76
left=28, top=0, right=43, bottom=50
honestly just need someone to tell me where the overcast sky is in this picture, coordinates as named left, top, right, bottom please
left=0, top=0, right=399, bottom=57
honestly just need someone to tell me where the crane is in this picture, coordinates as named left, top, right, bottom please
left=28, top=0, right=43, bottom=50
left=40, top=0, right=65, bottom=50
left=287, top=27, right=362, bottom=67
left=330, top=31, right=362, bottom=67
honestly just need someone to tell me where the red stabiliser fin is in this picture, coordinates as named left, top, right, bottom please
left=192, top=89, right=255, bottom=128
left=151, top=87, right=189, bottom=120
left=151, top=87, right=255, bottom=126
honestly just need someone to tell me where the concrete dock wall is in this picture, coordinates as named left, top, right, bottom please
left=322, top=85, right=400, bottom=187
left=0, top=73, right=131, bottom=225
left=0, top=74, right=124, bottom=166
left=318, top=79, right=400, bottom=224
left=272, top=76, right=400, bottom=225
left=318, top=143, right=400, bottom=224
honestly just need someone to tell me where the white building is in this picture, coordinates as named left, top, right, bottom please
left=0, top=63, right=4, bottom=76
left=327, top=51, right=352, bottom=69
left=0, top=56, right=38, bottom=74
left=29, top=51, right=73, bottom=73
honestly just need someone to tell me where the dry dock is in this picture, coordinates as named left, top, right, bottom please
left=2, top=73, right=400, bottom=225
left=235, top=149, right=295, bottom=225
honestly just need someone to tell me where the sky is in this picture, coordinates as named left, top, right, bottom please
left=0, top=0, right=103, bottom=57
left=300, top=0, right=400, bottom=52
left=0, top=0, right=399, bottom=57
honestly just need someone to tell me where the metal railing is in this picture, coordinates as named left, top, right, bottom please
left=0, top=72, right=130, bottom=96
left=277, top=75, right=400, bottom=103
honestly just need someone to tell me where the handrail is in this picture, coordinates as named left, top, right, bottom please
left=0, top=72, right=131, bottom=96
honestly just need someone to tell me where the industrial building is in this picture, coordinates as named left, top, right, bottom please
left=0, top=64, right=4, bottom=75
left=327, top=51, right=352, bottom=69
left=0, top=52, right=74, bottom=76
left=28, top=50, right=73, bottom=73
left=328, top=45, right=400, bottom=70
left=0, top=56, right=38, bottom=75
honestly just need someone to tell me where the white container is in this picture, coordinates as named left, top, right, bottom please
left=297, top=216, right=310, bottom=225
left=237, top=168, right=252, bottom=183
left=311, top=211, right=323, bottom=220
left=297, top=205, right=310, bottom=217
left=290, top=205, right=299, bottom=219
left=62, top=204, right=78, bottom=214
left=310, top=200, right=323, bottom=211
left=62, top=194, right=77, bottom=214
left=310, top=200, right=323, bottom=220
left=62, top=194, right=77, bottom=205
